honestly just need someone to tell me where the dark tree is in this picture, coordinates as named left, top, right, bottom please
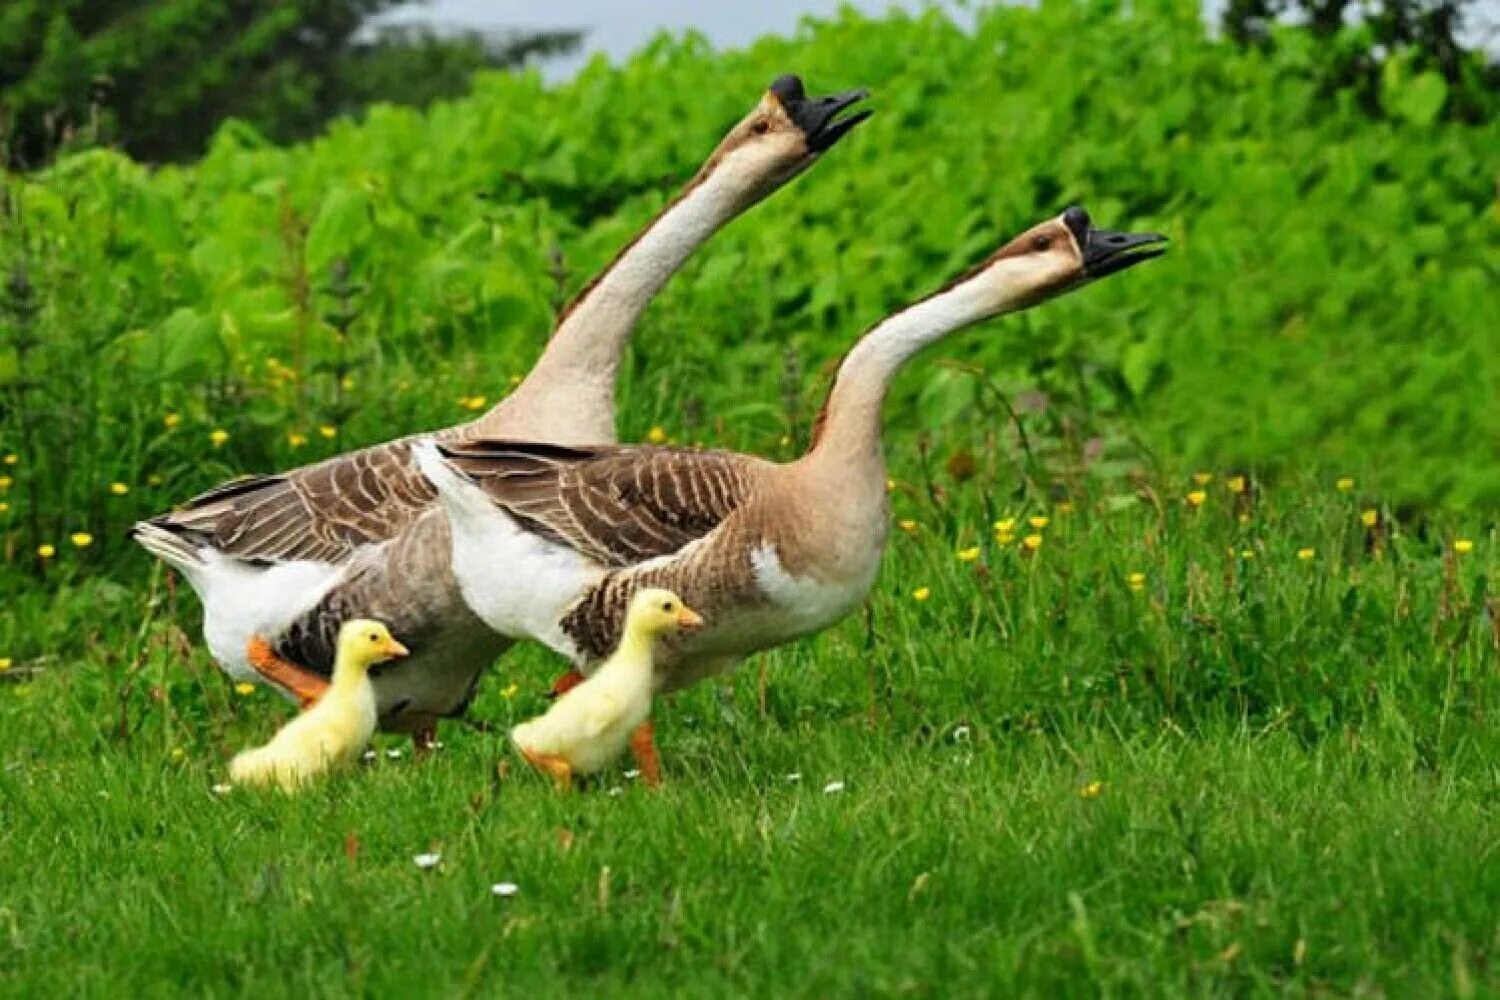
left=0, top=1, right=581, bottom=168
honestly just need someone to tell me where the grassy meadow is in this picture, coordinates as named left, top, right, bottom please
left=2, top=0, right=1498, bottom=995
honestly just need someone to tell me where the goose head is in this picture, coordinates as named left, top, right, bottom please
left=696, top=74, right=871, bottom=203
left=957, top=206, right=1167, bottom=314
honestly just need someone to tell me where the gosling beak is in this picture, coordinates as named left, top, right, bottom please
left=675, top=607, right=705, bottom=632
left=770, top=74, right=872, bottom=153
left=384, top=639, right=410, bottom=659
left=1063, top=205, right=1168, bottom=279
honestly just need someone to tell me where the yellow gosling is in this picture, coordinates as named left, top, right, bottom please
left=229, top=620, right=407, bottom=792
left=511, top=589, right=702, bottom=790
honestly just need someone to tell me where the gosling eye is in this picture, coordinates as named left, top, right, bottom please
left=368, top=632, right=379, bottom=643
left=750, top=119, right=770, bottom=136
left=1032, top=234, right=1053, bottom=252
left=662, top=601, right=675, bottom=612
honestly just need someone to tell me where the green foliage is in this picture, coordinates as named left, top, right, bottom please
left=0, top=0, right=581, bottom=166
left=0, top=0, right=1496, bottom=585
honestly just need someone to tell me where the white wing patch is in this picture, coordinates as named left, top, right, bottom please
left=748, top=542, right=874, bottom=638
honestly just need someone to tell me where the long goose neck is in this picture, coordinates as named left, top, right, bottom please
left=805, top=279, right=998, bottom=477
left=478, top=169, right=750, bottom=443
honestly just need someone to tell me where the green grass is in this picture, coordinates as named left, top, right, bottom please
left=2, top=476, right=1496, bottom=996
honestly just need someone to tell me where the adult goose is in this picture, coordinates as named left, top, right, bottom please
left=421, top=207, right=1165, bottom=720
left=132, top=76, right=872, bottom=743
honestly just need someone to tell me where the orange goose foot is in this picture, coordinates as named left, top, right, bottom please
left=245, top=635, right=329, bottom=710
left=629, top=719, right=662, bottom=789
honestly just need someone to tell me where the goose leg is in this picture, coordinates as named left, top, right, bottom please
left=628, top=720, right=662, bottom=788
left=412, top=725, right=438, bottom=757
left=519, top=748, right=573, bottom=791
left=245, top=636, right=328, bottom=709
left=549, top=668, right=585, bottom=698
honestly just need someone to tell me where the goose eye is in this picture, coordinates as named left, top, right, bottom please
left=1032, top=234, right=1052, bottom=252
left=750, top=119, right=770, bottom=136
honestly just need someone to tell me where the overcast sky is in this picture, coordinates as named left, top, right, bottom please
left=385, top=0, right=975, bottom=78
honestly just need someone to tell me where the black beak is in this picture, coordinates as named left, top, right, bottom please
left=770, top=74, right=872, bottom=153
left=1063, top=205, right=1168, bottom=279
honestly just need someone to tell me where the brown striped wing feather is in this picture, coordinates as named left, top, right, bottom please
left=143, top=436, right=443, bottom=564
left=435, top=439, right=765, bottom=567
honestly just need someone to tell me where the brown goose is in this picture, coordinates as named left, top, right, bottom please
left=421, top=208, right=1165, bottom=707
left=130, top=76, right=872, bottom=743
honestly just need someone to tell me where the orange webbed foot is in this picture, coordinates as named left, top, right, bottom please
left=548, top=668, right=585, bottom=699
left=245, top=636, right=329, bottom=710
left=520, top=748, right=574, bottom=791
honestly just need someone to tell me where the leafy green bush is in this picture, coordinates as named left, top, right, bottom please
left=0, top=0, right=1496, bottom=587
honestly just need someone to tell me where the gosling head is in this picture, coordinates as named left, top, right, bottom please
left=952, top=206, right=1168, bottom=316
left=336, top=619, right=410, bottom=675
left=697, top=74, right=871, bottom=203
left=625, top=588, right=705, bottom=640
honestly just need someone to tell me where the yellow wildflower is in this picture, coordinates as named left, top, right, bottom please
left=501, top=683, right=520, bottom=700
left=110, top=482, right=129, bottom=496
left=779, top=435, right=792, bottom=447
left=911, top=587, right=931, bottom=602
left=886, top=478, right=897, bottom=492
left=1240, top=549, right=1255, bottom=560
left=956, top=546, right=981, bottom=563
left=1335, top=477, right=1355, bottom=492
left=2, top=454, right=16, bottom=465
left=1227, top=475, right=1247, bottom=494
left=1022, top=534, right=1043, bottom=552
left=0, top=475, right=10, bottom=490
left=341, top=375, right=355, bottom=392
left=1238, top=513, right=1251, bottom=525
left=995, top=532, right=1014, bottom=546
left=0, top=658, right=11, bottom=672
left=0, top=502, right=9, bottom=514
left=1028, top=515, right=1049, bottom=530
left=287, top=432, right=308, bottom=448
left=509, top=374, right=523, bottom=386
left=37, top=543, right=55, bottom=559
left=1297, top=548, right=1316, bottom=561
left=70, top=532, right=93, bottom=548
left=645, top=426, right=668, bottom=445
left=147, top=474, right=163, bottom=486
left=461, top=395, right=487, bottom=411
left=163, top=413, right=181, bottom=429
left=1186, top=490, right=1207, bottom=508
left=209, top=429, right=229, bottom=448
left=993, top=517, right=1016, bottom=533
left=1453, top=539, right=1474, bottom=555
left=319, top=425, right=337, bottom=439
left=898, top=519, right=918, bottom=534
left=1127, top=572, right=1146, bottom=592
left=1192, top=472, right=1214, bottom=486
left=169, top=746, right=186, bottom=762
left=1361, top=509, right=1378, bottom=528
left=235, top=682, right=256, bottom=696
left=1079, top=781, right=1104, bottom=799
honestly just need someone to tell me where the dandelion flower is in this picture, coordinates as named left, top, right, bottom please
left=109, top=482, right=129, bottom=496
left=169, top=747, right=186, bottom=762
left=1227, top=475, right=1247, bottom=494
left=234, top=682, right=255, bottom=696
left=1335, top=477, right=1355, bottom=492
left=1079, top=781, right=1104, bottom=799
left=1022, top=534, right=1043, bottom=552
left=500, top=682, right=519, bottom=700
left=70, top=532, right=93, bottom=548
left=287, top=432, right=308, bottom=448
left=1240, top=549, right=1255, bottom=560
left=163, top=414, right=181, bottom=430
left=956, top=546, right=981, bottom=563
left=1297, top=548, right=1316, bottom=561
left=646, top=426, right=668, bottom=445
left=341, top=375, right=356, bottom=392
left=462, top=395, right=487, bottom=411
left=0, top=502, right=9, bottom=514
left=508, top=374, right=523, bottom=387
left=0, top=476, right=11, bottom=490
left=319, top=425, right=337, bottom=439
left=1360, top=509, right=1378, bottom=528
left=210, top=429, right=229, bottom=448
left=1127, top=572, right=1146, bottom=592
left=2, top=454, right=16, bottom=465
left=1454, top=539, right=1474, bottom=555
left=0, top=658, right=11, bottom=672
left=993, top=517, right=1016, bottom=533
left=37, top=543, right=55, bottom=560
left=1028, top=515, right=1049, bottom=530
left=1185, top=490, right=1207, bottom=508
left=1192, top=472, right=1214, bottom=486
left=898, top=519, right=918, bottom=534
left=911, top=587, right=931, bottom=602
left=995, top=531, right=1015, bottom=546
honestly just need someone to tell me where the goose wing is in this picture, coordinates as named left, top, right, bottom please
left=139, top=436, right=440, bottom=565
left=435, top=439, right=764, bottom=567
